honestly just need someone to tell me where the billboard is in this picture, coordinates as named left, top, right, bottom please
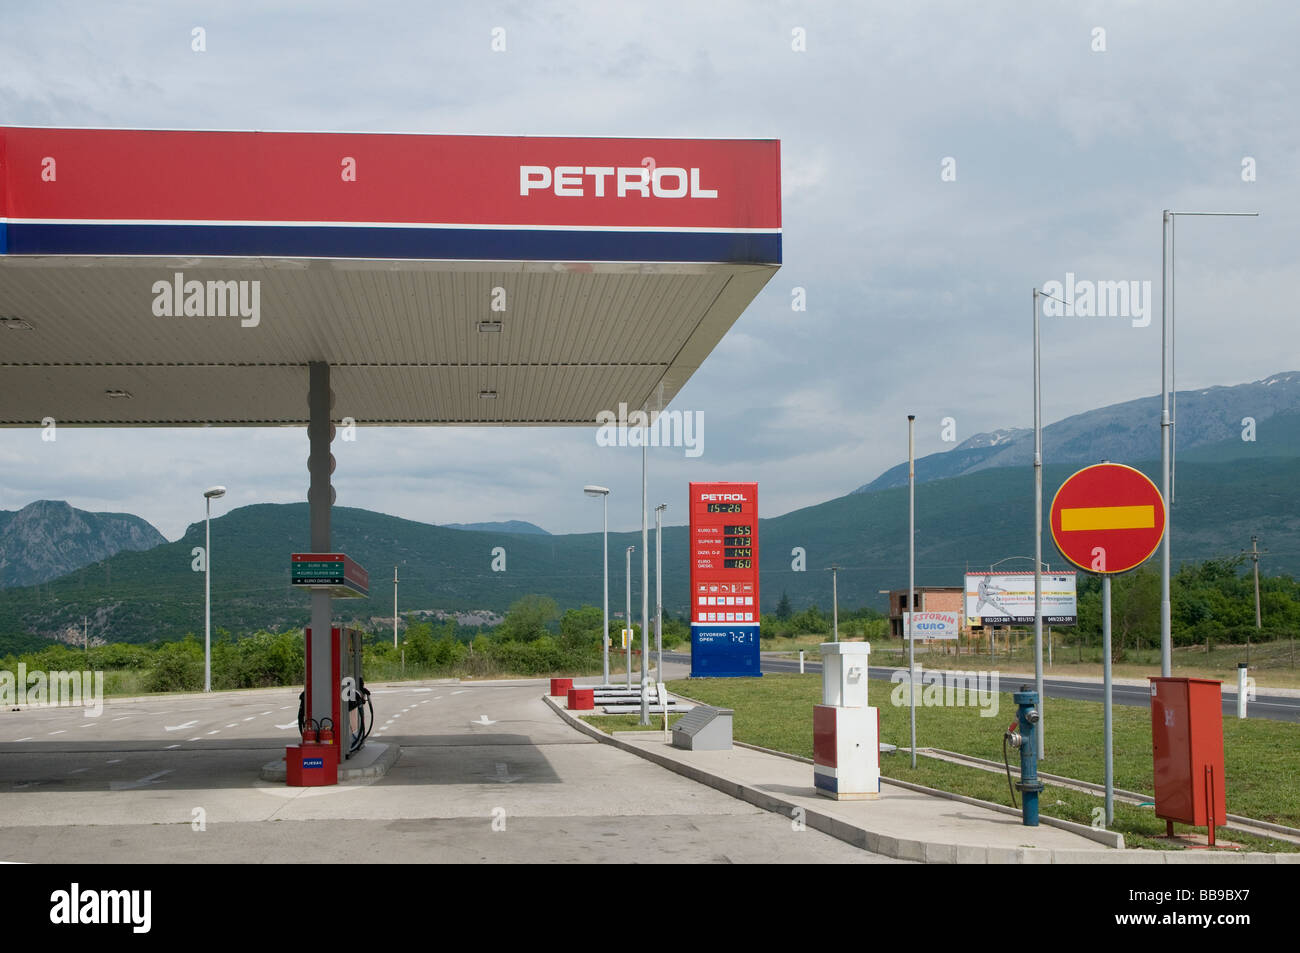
left=903, top=611, right=960, bottom=640
left=689, top=481, right=760, bottom=677
left=964, top=571, right=1077, bottom=626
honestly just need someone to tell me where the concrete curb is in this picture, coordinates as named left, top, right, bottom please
left=259, top=741, right=401, bottom=783
left=922, top=746, right=1300, bottom=844
left=544, top=695, right=1297, bottom=864
left=731, top=740, right=1122, bottom=848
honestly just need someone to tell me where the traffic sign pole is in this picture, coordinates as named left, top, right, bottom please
left=1103, top=575, right=1114, bottom=825
left=1050, top=461, right=1167, bottom=831
left=1033, top=287, right=1044, bottom=760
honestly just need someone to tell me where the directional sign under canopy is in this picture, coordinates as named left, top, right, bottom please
left=1049, top=463, right=1166, bottom=575
left=291, top=553, right=369, bottom=598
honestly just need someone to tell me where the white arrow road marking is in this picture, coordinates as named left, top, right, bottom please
left=165, top=720, right=199, bottom=732
left=274, top=722, right=297, bottom=730
left=110, top=769, right=173, bottom=791
left=470, top=715, right=497, bottom=727
left=492, top=763, right=517, bottom=783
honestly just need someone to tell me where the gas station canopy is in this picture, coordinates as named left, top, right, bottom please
left=0, top=127, right=781, bottom=425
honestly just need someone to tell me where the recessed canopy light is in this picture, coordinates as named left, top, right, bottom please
left=478, top=390, right=498, bottom=399
left=105, top=389, right=133, bottom=399
left=477, top=321, right=503, bottom=333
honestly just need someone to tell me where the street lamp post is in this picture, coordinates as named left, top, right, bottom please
left=625, top=545, right=635, bottom=690
left=1159, top=210, right=1258, bottom=676
left=203, top=485, right=226, bottom=693
left=655, top=503, right=666, bottom=690
left=584, top=485, right=611, bottom=686
left=907, top=414, right=916, bottom=769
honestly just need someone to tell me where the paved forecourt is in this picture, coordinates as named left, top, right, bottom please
left=0, top=677, right=899, bottom=863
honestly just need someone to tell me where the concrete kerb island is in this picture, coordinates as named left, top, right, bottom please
left=542, top=694, right=1298, bottom=864
left=260, top=740, right=400, bottom=784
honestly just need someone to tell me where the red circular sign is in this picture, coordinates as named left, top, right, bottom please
left=1049, top=463, right=1166, bottom=575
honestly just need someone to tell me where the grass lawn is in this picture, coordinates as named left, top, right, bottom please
left=579, top=713, right=687, bottom=733
left=666, top=672, right=1300, bottom=852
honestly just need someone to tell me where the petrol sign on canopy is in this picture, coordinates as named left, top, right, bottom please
left=1049, top=463, right=1166, bottom=575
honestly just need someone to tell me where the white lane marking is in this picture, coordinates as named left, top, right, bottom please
left=392, top=714, right=402, bottom=719
left=165, top=744, right=181, bottom=750
left=48, top=730, right=66, bottom=735
left=274, top=722, right=297, bottom=730
left=106, top=759, right=122, bottom=764
left=225, top=723, right=237, bottom=728
left=165, top=720, right=199, bottom=732
left=280, top=706, right=292, bottom=711
left=451, top=690, right=469, bottom=695
left=243, top=716, right=255, bottom=722
left=110, top=769, right=173, bottom=791
left=261, top=711, right=272, bottom=716
left=206, top=730, right=220, bottom=735
left=69, top=768, right=88, bottom=774
left=77, top=722, right=97, bottom=728
left=15, top=737, right=32, bottom=742
left=187, top=737, right=201, bottom=741
left=111, top=717, right=130, bottom=722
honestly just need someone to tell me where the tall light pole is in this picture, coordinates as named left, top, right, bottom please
left=203, top=485, right=226, bottom=693
left=831, top=565, right=839, bottom=642
left=907, top=415, right=916, bottom=769
left=655, top=503, right=667, bottom=689
left=584, top=485, right=611, bottom=685
left=1033, top=287, right=1045, bottom=760
left=640, top=429, right=650, bottom=725
left=393, top=564, right=399, bottom=649
left=625, top=545, right=635, bottom=690
left=1160, top=210, right=1258, bottom=676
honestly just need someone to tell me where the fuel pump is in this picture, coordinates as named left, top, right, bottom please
left=1002, top=687, right=1043, bottom=826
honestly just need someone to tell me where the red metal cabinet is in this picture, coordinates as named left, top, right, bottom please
left=1149, top=677, right=1226, bottom=830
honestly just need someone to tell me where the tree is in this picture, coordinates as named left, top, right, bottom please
left=776, top=591, right=792, bottom=621
left=496, top=594, right=560, bottom=642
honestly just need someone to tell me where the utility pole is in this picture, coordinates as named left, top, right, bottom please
left=1240, top=536, right=1269, bottom=668
left=831, top=565, right=839, bottom=642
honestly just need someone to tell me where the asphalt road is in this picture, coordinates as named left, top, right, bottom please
left=0, top=676, right=900, bottom=864
left=662, top=652, right=1300, bottom=723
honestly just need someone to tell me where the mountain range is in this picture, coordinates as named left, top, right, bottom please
left=1, top=372, right=1296, bottom=645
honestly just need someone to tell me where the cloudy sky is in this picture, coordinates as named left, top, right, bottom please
left=1, top=1, right=1295, bottom=540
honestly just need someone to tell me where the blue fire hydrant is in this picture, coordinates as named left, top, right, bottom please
left=1006, top=689, right=1043, bottom=826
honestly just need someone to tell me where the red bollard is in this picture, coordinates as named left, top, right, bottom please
left=550, top=678, right=574, bottom=698
left=567, top=688, right=594, bottom=710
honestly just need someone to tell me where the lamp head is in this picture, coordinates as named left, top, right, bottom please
left=204, top=486, right=227, bottom=500
left=584, top=485, right=610, bottom=497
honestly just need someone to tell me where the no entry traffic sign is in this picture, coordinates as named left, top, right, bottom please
left=1049, top=463, right=1166, bottom=575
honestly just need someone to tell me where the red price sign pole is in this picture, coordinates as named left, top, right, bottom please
left=1050, top=462, right=1166, bottom=825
